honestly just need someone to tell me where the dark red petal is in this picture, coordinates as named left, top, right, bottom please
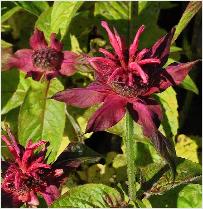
left=150, top=27, right=175, bottom=66
left=50, top=33, right=63, bottom=51
left=52, top=84, right=109, bottom=108
left=131, top=99, right=176, bottom=175
left=144, top=60, right=200, bottom=96
left=7, top=49, right=34, bottom=72
left=131, top=98, right=162, bottom=137
left=40, top=185, right=60, bottom=206
left=162, top=60, right=200, bottom=87
left=29, top=28, right=47, bottom=50
left=60, top=51, right=78, bottom=76
left=86, top=95, right=127, bottom=133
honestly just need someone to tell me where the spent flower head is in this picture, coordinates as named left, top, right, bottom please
left=52, top=21, right=199, bottom=168
left=1, top=129, right=64, bottom=207
left=7, top=28, right=80, bottom=81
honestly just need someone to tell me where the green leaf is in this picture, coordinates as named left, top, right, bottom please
left=175, top=134, right=201, bottom=163
left=1, top=5, right=21, bottom=23
left=1, top=40, right=12, bottom=48
left=18, top=79, right=66, bottom=163
left=138, top=157, right=201, bottom=197
left=180, top=75, right=199, bottom=94
left=172, top=1, right=202, bottom=43
left=177, top=184, right=202, bottom=208
left=2, top=70, right=31, bottom=115
left=154, top=87, right=179, bottom=138
left=15, top=1, right=49, bottom=16
left=51, top=1, right=83, bottom=39
left=51, top=184, right=126, bottom=208
left=35, top=7, right=52, bottom=39
left=148, top=184, right=202, bottom=208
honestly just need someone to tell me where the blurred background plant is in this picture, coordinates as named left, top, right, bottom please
left=1, top=1, right=202, bottom=208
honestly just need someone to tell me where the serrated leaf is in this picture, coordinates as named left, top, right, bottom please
left=15, top=1, right=49, bottom=16
left=180, top=74, right=199, bottom=94
left=51, top=2, right=83, bottom=39
left=138, top=157, right=201, bottom=197
left=172, top=1, right=202, bottom=43
left=18, top=79, right=65, bottom=163
left=154, top=87, right=179, bottom=138
left=2, top=70, right=31, bottom=115
left=51, top=184, right=125, bottom=208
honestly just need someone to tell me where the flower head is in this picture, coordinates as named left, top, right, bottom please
left=7, top=28, right=79, bottom=81
left=52, top=21, right=199, bottom=167
left=1, top=129, right=64, bottom=207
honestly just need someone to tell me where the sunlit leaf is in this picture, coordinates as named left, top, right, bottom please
left=51, top=1, right=83, bottom=39
left=18, top=79, right=66, bottom=163
left=51, top=184, right=126, bottom=208
left=175, top=134, right=201, bottom=163
left=172, top=1, right=202, bottom=43
left=35, top=7, right=52, bottom=39
left=180, top=75, right=199, bottom=94
left=2, top=70, right=31, bottom=115
left=177, top=184, right=202, bottom=208
left=154, top=87, right=179, bottom=138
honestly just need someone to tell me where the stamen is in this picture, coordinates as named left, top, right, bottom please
left=32, top=48, right=62, bottom=70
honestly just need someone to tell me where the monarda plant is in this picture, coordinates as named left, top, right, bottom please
left=7, top=28, right=79, bottom=81
left=52, top=21, right=199, bottom=199
left=1, top=129, right=65, bottom=207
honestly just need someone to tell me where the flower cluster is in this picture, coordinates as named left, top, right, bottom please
left=8, top=29, right=79, bottom=81
left=1, top=129, right=64, bottom=207
left=52, top=21, right=198, bottom=166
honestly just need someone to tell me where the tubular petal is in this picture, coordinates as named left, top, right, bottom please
left=99, top=48, right=116, bottom=60
left=129, top=62, right=148, bottom=83
left=138, top=58, right=161, bottom=65
left=129, top=25, right=145, bottom=59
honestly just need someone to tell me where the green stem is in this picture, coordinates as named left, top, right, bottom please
left=124, top=110, right=137, bottom=202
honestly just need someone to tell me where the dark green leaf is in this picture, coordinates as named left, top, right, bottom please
left=1, top=5, right=21, bottom=23
left=15, top=1, right=49, bottom=16
left=18, top=79, right=66, bottom=163
left=172, top=1, right=202, bottom=43
left=148, top=184, right=202, bottom=208
left=138, top=157, right=201, bottom=197
left=51, top=184, right=126, bottom=208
